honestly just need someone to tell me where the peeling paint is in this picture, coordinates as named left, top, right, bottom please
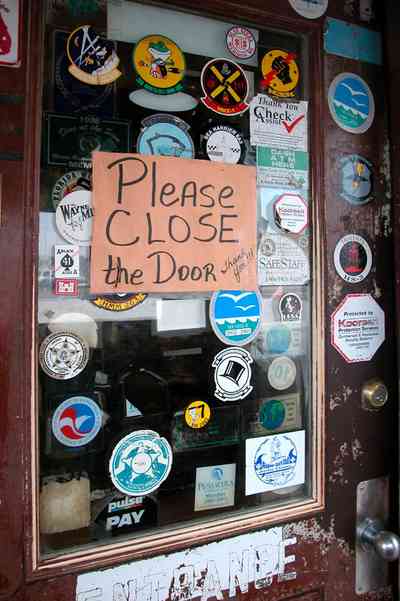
left=379, top=139, right=392, bottom=201
left=284, top=516, right=350, bottom=558
left=351, top=438, right=364, bottom=461
left=329, top=385, right=353, bottom=411
left=372, top=279, right=382, bottom=298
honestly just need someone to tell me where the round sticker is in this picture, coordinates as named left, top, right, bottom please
left=133, top=35, right=185, bottom=95
left=279, top=293, right=302, bottom=322
left=226, top=26, right=256, bottom=60
left=55, top=190, right=93, bottom=246
left=254, top=434, right=297, bottom=487
left=212, top=347, right=253, bottom=401
left=210, top=290, right=263, bottom=346
left=184, top=401, right=211, bottom=429
left=288, top=0, right=328, bottom=19
left=52, top=170, right=91, bottom=210
left=203, top=125, right=245, bottom=164
left=334, top=234, right=372, bottom=283
left=273, top=193, right=308, bottom=234
left=200, top=58, right=249, bottom=116
left=340, top=155, right=374, bottom=206
left=109, top=430, right=173, bottom=496
left=52, top=396, right=102, bottom=447
left=259, top=399, right=286, bottom=430
left=267, top=356, right=297, bottom=390
left=328, top=73, right=375, bottom=134
left=261, top=49, right=299, bottom=98
left=39, top=331, right=89, bottom=380
left=265, top=325, right=291, bottom=354
left=137, top=114, right=194, bottom=159
left=90, top=293, right=148, bottom=312
left=67, top=26, right=122, bottom=85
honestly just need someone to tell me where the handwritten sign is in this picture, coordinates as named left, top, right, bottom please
left=90, top=153, right=257, bottom=293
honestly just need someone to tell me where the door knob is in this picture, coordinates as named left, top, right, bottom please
left=357, top=518, right=400, bottom=562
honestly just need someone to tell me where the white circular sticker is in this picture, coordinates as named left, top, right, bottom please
left=288, top=0, right=328, bottom=19
left=273, top=193, right=308, bottom=234
left=333, top=234, right=372, bottom=283
left=39, top=331, right=89, bottom=380
left=204, top=126, right=244, bottom=164
left=55, top=190, right=93, bottom=246
left=267, top=356, right=297, bottom=390
left=226, top=26, right=256, bottom=59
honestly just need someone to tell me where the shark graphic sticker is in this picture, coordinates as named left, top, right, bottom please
left=328, top=72, right=375, bottom=134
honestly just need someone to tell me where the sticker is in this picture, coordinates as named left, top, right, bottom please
left=172, top=406, right=240, bottom=452
left=55, top=245, right=80, bottom=279
left=324, top=18, right=382, bottom=66
left=245, top=430, right=305, bottom=494
left=52, top=396, right=102, bottom=447
left=212, top=347, right=253, bottom=402
left=52, top=171, right=91, bottom=211
left=125, top=400, right=143, bottom=418
left=226, top=26, right=256, bottom=60
left=273, top=193, right=308, bottom=234
left=265, top=324, right=291, bottom=354
left=250, top=95, right=308, bottom=151
left=133, top=34, right=185, bottom=95
left=200, top=58, right=249, bottom=116
left=98, top=495, right=157, bottom=534
left=267, top=356, right=297, bottom=390
left=260, top=50, right=299, bottom=98
left=279, top=293, right=302, bottom=322
left=0, top=0, right=21, bottom=67
left=136, top=114, right=194, bottom=159
left=210, top=290, right=262, bottom=346
left=334, top=234, right=372, bottom=283
left=256, top=146, right=309, bottom=189
left=90, top=293, right=148, bottom=312
left=203, top=125, right=245, bottom=164
left=194, top=463, right=236, bottom=512
left=328, top=73, right=375, bottom=134
left=258, top=232, right=310, bottom=286
left=66, top=25, right=121, bottom=85
left=340, top=155, right=373, bottom=205
left=288, top=0, right=328, bottom=18
left=331, top=293, right=385, bottom=362
left=259, top=399, right=286, bottom=430
left=54, top=278, right=79, bottom=296
left=39, top=331, right=89, bottom=380
left=184, top=401, right=211, bottom=429
left=109, top=430, right=173, bottom=496
left=55, top=190, right=93, bottom=246
left=243, top=393, right=302, bottom=436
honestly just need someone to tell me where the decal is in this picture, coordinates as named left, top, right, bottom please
left=200, top=58, right=249, bottom=116
left=324, top=18, right=382, bottom=65
left=52, top=170, right=91, bottom=210
left=250, top=95, right=308, bottom=151
left=279, top=293, right=302, bottom=322
left=194, top=463, right=236, bottom=511
left=184, top=400, right=211, bottom=429
left=226, top=26, right=256, bottom=60
left=328, top=72, right=375, bottom=134
left=265, top=324, right=292, bottom=354
left=331, top=293, right=385, bottom=362
left=66, top=25, right=121, bottom=85
left=54, top=278, right=79, bottom=296
left=125, top=400, right=143, bottom=418
left=137, top=114, right=194, bottom=159
left=245, top=430, right=305, bottom=494
left=133, top=34, right=185, bottom=95
left=256, top=146, right=309, bottom=189
left=259, top=399, right=286, bottom=430
left=52, top=395, right=102, bottom=447
left=258, top=232, right=310, bottom=286
left=334, top=234, right=372, bottom=283
left=267, top=356, right=297, bottom=390
left=252, top=393, right=302, bottom=434
left=96, top=495, right=157, bottom=534
left=260, top=49, right=299, bottom=98
left=273, top=192, right=308, bottom=234
left=55, top=189, right=93, bottom=246
left=340, top=154, right=373, bottom=205
left=202, top=125, right=245, bottom=164
left=288, top=0, right=328, bottom=18
left=210, top=290, right=262, bottom=346
left=90, top=293, right=148, bottom=312
left=0, top=0, right=21, bottom=67
left=212, top=347, right=253, bottom=401
left=54, top=245, right=80, bottom=279
left=172, top=406, right=240, bottom=451
left=39, top=331, right=89, bottom=380
left=109, top=430, right=173, bottom=496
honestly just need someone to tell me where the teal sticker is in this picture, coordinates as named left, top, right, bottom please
left=266, top=325, right=291, bottom=354
left=210, top=290, right=263, bottom=346
left=324, top=18, right=382, bottom=66
left=259, top=399, right=286, bottom=430
left=137, top=114, right=194, bottom=159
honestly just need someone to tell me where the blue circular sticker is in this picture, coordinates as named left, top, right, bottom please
left=259, top=399, right=286, bottom=430
left=137, top=114, right=194, bottom=159
left=265, top=325, right=291, bottom=354
left=52, top=396, right=102, bottom=447
left=254, top=435, right=297, bottom=487
left=109, top=430, right=173, bottom=496
left=328, top=73, right=375, bottom=134
left=210, top=290, right=263, bottom=346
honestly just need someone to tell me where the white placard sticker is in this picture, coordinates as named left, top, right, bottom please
left=258, top=233, right=310, bottom=286
left=54, top=245, right=80, bottom=279
left=195, top=463, right=236, bottom=511
left=274, top=193, right=308, bottom=234
left=250, top=95, right=308, bottom=151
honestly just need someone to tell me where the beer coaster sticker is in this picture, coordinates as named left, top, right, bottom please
left=109, top=430, right=173, bottom=496
left=67, top=25, right=122, bottom=85
left=340, top=155, right=374, bottom=205
left=185, top=401, right=211, bottom=429
left=39, top=331, right=89, bottom=380
left=52, top=396, right=102, bottom=448
left=91, top=293, right=148, bottom=312
left=267, top=356, right=297, bottom=390
left=226, top=26, right=256, bottom=60
left=203, top=125, right=245, bottom=164
left=212, top=347, right=253, bottom=402
left=261, top=50, right=300, bottom=98
left=334, top=234, right=372, bottom=283
left=273, top=193, right=308, bottom=234
left=52, top=171, right=91, bottom=211
left=200, top=58, right=249, bottom=116
left=279, top=293, right=302, bottom=322
left=55, top=245, right=80, bottom=279
left=133, top=35, right=185, bottom=95
left=328, top=73, right=375, bottom=134
left=137, top=114, right=194, bottom=159
left=210, top=290, right=262, bottom=346
left=55, top=190, right=93, bottom=246
left=259, top=399, right=286, bottom=430
left=288, top=0, right=328, bottom=19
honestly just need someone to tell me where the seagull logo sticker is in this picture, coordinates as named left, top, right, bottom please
left=210, top=290, right=262, bottom=346
left=328, top=73, right=375, bottom=134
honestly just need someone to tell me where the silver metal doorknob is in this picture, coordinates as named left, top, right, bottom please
left=358, top=518, right=400, bottom=562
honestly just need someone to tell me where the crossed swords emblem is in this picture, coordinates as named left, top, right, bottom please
left=208, top=64, right=243, bottom=103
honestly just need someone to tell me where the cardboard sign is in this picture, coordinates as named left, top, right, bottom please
left=90, top=153, right=257, bottom=293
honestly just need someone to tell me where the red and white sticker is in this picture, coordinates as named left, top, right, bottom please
left=273, top=193, right=308, bottom=234
left=226, top=26, right=256, bottom=60
left=0, top=0, right=21, bottom=67
left=54, top=278, right=79, bottom=296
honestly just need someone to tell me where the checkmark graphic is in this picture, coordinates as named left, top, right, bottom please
left=282, top=114, right=305, bottom=134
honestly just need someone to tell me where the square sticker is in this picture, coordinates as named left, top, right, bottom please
left=54, top=245, right=80, bottom=279
left=195, top=463, right=236, bottom=511
left=54, top=278, right=79, bottom=296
